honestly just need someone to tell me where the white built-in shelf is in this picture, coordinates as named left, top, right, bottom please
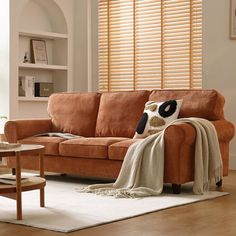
left=19, top=30, right=68, bottom=40
left=19, top=63, right=68, bottom=71
left=18, top=97, right=49, bottom=102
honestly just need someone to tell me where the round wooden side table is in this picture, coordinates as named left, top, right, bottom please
left=0, top=144, right=45, bottom=220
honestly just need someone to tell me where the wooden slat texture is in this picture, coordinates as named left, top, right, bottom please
left=99, top=0, right=202, bottom=91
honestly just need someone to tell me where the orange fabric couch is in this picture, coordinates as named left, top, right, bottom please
left=4, top=89, right=235, bottom=189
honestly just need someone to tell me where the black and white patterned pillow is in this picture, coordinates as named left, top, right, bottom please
left=133, top=99, right=183, bottom=138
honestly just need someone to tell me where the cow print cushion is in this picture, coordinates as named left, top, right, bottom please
left=133, top=99, right=183, bottom=139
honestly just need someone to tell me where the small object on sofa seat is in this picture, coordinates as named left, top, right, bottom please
left=34, top=132, right=83, bottom=140
left=134, top=99, right=182, bottom=138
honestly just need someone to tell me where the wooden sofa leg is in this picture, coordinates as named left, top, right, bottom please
left=172, top=184, right=181, bottom=194
left=12, top=168, right=16, bottom=175
left=216, top=179, right=222, bottom=187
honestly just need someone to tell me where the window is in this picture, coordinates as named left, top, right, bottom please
left=98, top=0, right=202, bottom=91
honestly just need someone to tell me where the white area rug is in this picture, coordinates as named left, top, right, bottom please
left=0, top=174, right=228, bottom=233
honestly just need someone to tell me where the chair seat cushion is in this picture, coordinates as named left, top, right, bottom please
left=109, top=139, right=142, bottom=160
left=19, top=136, right=65, bottom=155
left=59, top=137, right=128, bottom=159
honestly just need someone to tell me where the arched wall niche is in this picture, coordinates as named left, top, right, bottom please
left=19, top=0, right=67, bottom=34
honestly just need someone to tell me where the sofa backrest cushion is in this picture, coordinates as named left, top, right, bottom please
left=95, top=90, right=150, bottom=138
left=47, top=93, right=101, bottom=137
left=149, top=89, right=225, bottom=120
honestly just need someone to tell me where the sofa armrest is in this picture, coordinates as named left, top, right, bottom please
left=164, top=119, right=235, bottom=144
left=4, top=119, right=52, bottom=143
left=163, top=123, right=196, bottom=184
left=211, top=120, right=235, bottom=142
left=163, top=119, right=235, bottom=184
left=164, top=123, right=196, bottom=145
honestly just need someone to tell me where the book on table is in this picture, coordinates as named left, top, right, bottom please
left=0, top=174, right=29, bottom=185
left=0, top=142, right=21, bottom=149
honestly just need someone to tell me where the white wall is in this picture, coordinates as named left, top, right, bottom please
left=89, top=0, right=98, bottom=92
left=73, top=0, right=98, bottom=92
left=73, top=0, right=89, bottom=92
left=203, top=0, right=236, bottom=169
left=0, top=0, right=9, bottom=133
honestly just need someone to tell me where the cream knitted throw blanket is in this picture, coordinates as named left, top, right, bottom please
left=80, top=118, right=223, bottom=198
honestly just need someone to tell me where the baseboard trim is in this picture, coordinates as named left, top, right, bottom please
left=229, top=154, right=236, bottom=170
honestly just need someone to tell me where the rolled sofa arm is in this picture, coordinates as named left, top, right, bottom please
left=163, top=123, right=196, bottom=184
left=211, top=120, right=235, bottom=141
left=164, top=119, right=235, bottom=144
left=163, top=119, right=235, bottom=183
left=4, top=119, right=52, bottom=143
left=164, top=122, right=196, bottom=145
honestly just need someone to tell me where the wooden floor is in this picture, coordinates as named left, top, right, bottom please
left=0, top=166, right=236, bottom=236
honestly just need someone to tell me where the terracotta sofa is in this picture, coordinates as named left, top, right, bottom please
left=4, top=89, right=235, bottom=192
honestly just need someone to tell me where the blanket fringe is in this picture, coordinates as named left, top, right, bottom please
left=77, top=187, right=137, bottom=198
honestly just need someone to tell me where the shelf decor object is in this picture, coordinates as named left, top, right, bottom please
left=230, top=0, right=236, bottom=39
left=11, top=0, right=71, bottom=114
left=30, top=39, right=48, bottom=64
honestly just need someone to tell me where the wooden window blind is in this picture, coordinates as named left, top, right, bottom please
left=98, top=0, right=202, bottom=92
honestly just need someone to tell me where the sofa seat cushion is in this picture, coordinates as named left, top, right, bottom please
left=59, top=137, right=129, bottom=159
left=109, top=139, right=142, bottom=160
left=19, top=136, right=65, bottom=155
